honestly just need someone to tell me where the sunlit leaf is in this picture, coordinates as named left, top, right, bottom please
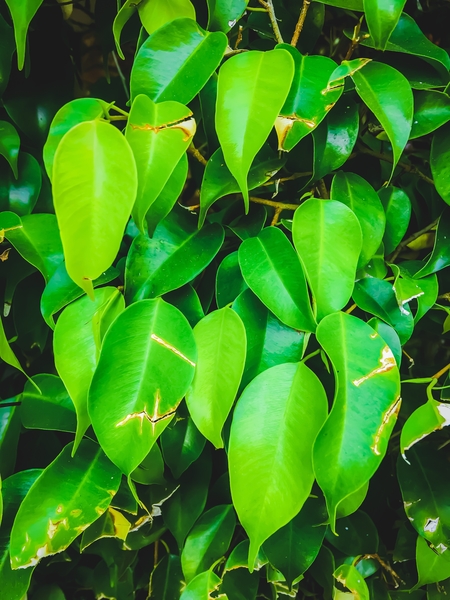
left=4, top=0, right=44, bottom=70
left=363, top=0, right=406, bottom=50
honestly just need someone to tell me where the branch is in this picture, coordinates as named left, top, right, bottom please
left=291, top=0, right=311, bottom=47
left=249, top=196, right=300, bottom=210
left=258, top=0, right=284, bottom=43
left=188, top=144, right=208, bottom=166
left=357, top=145, right=434, bottom=186
left=388, top=218, right=438, bottom=262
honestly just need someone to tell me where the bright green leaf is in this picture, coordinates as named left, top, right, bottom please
left=416, top=535, right=450, bottom=587
left=401, top=399, right=450, bottom=458
left=333, top=564, right=369, bottom=600
left=364, top=0, right=406, bottom=50
left=139, top=0, right=195, bottom=35
left=4, top=0, right=44, bottom=70
left=179, top=570, right=222, bottom=600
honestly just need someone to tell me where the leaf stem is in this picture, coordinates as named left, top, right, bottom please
left=109, top=104, right=129, bottom=117
left=343, top=16, right=364, bottom=61
left=388, top=218, right=438, bottom=262
left=108, top=116, right=128, bottom=121
left=316, top=178, right=329, bottom=199
left=432, top=362, right=450, bottom=380
left=291, top=0, right=311, bottom=47
left=357, top=145, right=434, bottom=186
left=258, top=0, right=284, bottom=43
left=249, top=196, right=299, bottom=210
left=345, top=303, right=357, bottom=314
left=270, top=206, right=283, bottom=226
left=188, top=144, right=208, bottom=166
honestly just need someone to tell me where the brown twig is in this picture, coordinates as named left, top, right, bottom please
left=345, top=303, right=357, bottom=314
left=188, top=144, right=207, bottom=166
left=258, top=0, right=284, bottom=43
left=343, top=16, right=365, bottom=61
left=433, top=362, right=450, bottom=381
left=249, top=196, right=299, bottom=211
left=316, top=178, right=329, bottom=199
left=354, top=554, right=404, bottom=588
left=357, top=145, right=434, bottom=186
left=262, top=171, right=313, bottom=186
left=271, top=206, right=283, bottom=226
left=234, top=25, right=244, bottom=49
left=388, top=218, right=438, bottom=262
left=291, top=0, right=311, bottom=47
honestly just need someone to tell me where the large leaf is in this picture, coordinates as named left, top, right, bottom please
left=125, top=209, right=224, bottom=303
left=314, top=312, right=400, bottom=531
left=186, top=308, right=246, bottom=448
left=331, top=172, right=385, bottom=269
left=229, top=362, right=328, bottom=568
left=54, top=287, right=124, bottom=451
left=351, top=61, right=413, bottom=178
left=20, top=374, right=76, bottom=433
left=238, top=227, right=315, bottom=332
left=9, top=440, right=121, bottom=569
left=130, top=18, right=227, bottom=104
left=53, top=120, right=137, bottom=297
left=275, top=45, right=342, bottom=151
left=4, top=0, right=44, bottom=70
left=181, top=504, right=236, bottom=582
left=364, top=0, right=406, bottom=50
left=431, top=122, right=450, bottom=207
left=232, top=289, right=306, bottom=389
left=125, top=94, right=195, bottom=232
left=293, top=199, right=362, bottom=321
left=88, top=299, right=197, bottom=475
left=0, top=121, right=19, bottom=178
left=0, top=153, right=41, bottom=216
left=216, top=49, right=294, bottom=210
left=378, top=186, right=411, bottom=255
left=411, top=91, right=450, bottom=140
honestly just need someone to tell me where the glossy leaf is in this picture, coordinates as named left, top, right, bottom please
left=125, top=94, right=195, bottom=232
left=416, top=535, right=450, bottom=587
left=216, top=49, right=294, bottom=209
left=207, top=0, right=247, bottom=32
left=326, top=510, right=379, bottom=555
left=401, top=399, right=450, bottom=458
left=4, top=0, right=44, bottom=70
left=54, top=287, right=124, bottom=450
left=149, top=554, right=184, bottom=600
left=414, top=207, right=450, bottom=278
left=20, top=374, right=76, bottom=433
left=179, top=570, right=221, bottom=600
left=275, top=45, right=342, bottom=151
left=216, top=252, right=247, bottom=309
left=130, top=19, right=227, bottom=104
left=80, top=507, right=131, bottom=551
left=0, top=153, right=41, bottom=217
left=397, top=261, right=438, bottom=323
left=411, top=91, right=450, bottom=139
left=186, top=308, right=246, bottom=448
left=229, top=362, right=328, bottom=568
left=239, top=227, right=315, bottom=332
left=164, top=284, right=205, bottom=329
left=331, top=172, right=385, bottom=268
left=364, top=0, right=406, bottom=50
left=53, top=120, right=137, bottom=297
left=353, top=277, right=414, bottom=344
left=88, top=299, right=197, bottom=475
left=9, top=440, right=121, bottom=569
left=161, top=412, right=206, bottom=479
left=139, top=0, right=196, bottom=35
left=0, top=121, right=19, bottom=178
left=431, top=122, right=450, bottom=207
left=43, top=98, right=108, bottom=179
left=378, top=186, right=411, bottom=255
left=352, top=61, right=413, bottom=178
left=293, top=199, right=362, bottom=321
left=314, top=312, right=400, bottom=531
left=367, top=317, right=402, bottom=367
left=398, top=444, right=450, bottom=553
left=333, top=564, right=369, bottom=600
left=0, top=311, right=27, bottom=380
left=336, top=482, right=369, bottom=519
left=125, top=210, right=224, bottom=303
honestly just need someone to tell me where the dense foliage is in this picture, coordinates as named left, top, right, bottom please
left=1, top=0, right=450, bottom=598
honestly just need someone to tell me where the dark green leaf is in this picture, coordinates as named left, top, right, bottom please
left=0, top=121, right=19, bottom=178
left=149, top=554, right=184, bottom=600
left=20, top=374, right=76, bottom=433
left=363, top=0, right=406, bottom=50
left=378, top=186, right=411, bottom=255
left=411, top=91, right=450, bottom=139
left=4, top=0, right=44, bottom=70
left=207, top=0, right=248, bottom=32
left=216, top=252, right=247, bottom=308
left=161, top=411, right=206, bottom=479
left=431, top=122, right=450, bottom=207
left=0, top=153, right=41, bottom=216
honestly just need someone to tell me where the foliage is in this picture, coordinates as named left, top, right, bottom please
left=1, top=0, right=450, bottom=598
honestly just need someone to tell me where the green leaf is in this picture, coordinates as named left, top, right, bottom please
left=130, top=19, right=227, bottom=104
left=160, top=410, right=206, bottom=479
left=363, top=0, right=406, bottom=50
left=398, top=444, right=450, bottom=553
left=53, top=120, right=137, bottom=297
left=401, top=399, right=450, bottom=458
left=43, top=98, right=108, bottom=180
left=0, top=153, right=41, bottom=216
left=207, top=0, right=247, bottom=32
left=220, top=568, right=259, bottom=600
left=367, top=318, right=402, bottom=367
left=181, top=504, right=236, bottom=582
left=238, top=227, right=316, bottom=332
left=411, top=91, right=450, bottom=140
left=9, top=440, right=121, bottom=569
left=0, top=212, right=63, bottom=282
left=179, top=570, right=222, bottom=600
left=88, top=298, right=197, bottom=475
left=331, top=172, right=385, bottom=269
left=314, top=312, right=400, bottom=531
left=54, top=287, right=124, bottom=451
left=414, top=207, right=450, bottom=278
left=0, top=311, right=27, bottom=380
left=216, top=252, right=247, bottom=309
left=333, top=564, right=369, bottom=600
left=138, top=0, right=196, bottom=35
left=199, top=144, right=285, bottom=227
left=263, top=497, right=327, bottom=589
left=351, top=61, right=413, bottom=179
left=315, top=0, right=363, bottom=8
left=0, top=14, right=14, bottom=97
left=0, top=405, right=20, bottom=479
left=416, top=535, right=450, bottom=587
left=326, top=510, right=379, bottom=555
left=20, top=374, right=77, bottom=433
left=228, top=204, right=267, bottom=241
left=336, top=482, right=369, bottom=519
left=186, top=308, right=246, bottom=448
left=80, top=507, right=131, bottom=551
left=4, top=0, right=44, bottom=70
left=312, top=97, right=359, bottom=181
left=431, top=122, right=450, bottom=207
left=275, top=45, right=342, bottom=152
left=397, top=261, right=438, bottom=323
left=293, top=199, right=362, bottom=321
left=149, top=554, right=184, bottom=600
left=378, top=186, right=411, bottom=255
left=353, top=278, right=414, bottom=344
left=164, top=284, right=205, bottom=329
left=0, top=470, right=41, bottom=600
left=125, top=94, right=195, bottom=232
left=130, top=443, right=165, bottom=485
left=229, top=362, right=328, bottom=569
left=125, top=210, right=224, bottom=303
left=0, top=121, right=20, bottom=178
left=216, top=49, right=294, bottom=210
left=232, top=289, right=306, bottom=389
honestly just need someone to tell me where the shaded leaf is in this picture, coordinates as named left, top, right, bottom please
left=179, top=570, right=222, bottom=600
left=401, top=399, right=450, bottom=458
left=20, top=374, right=76, bottom=433
left=4, top=0, right=44, bottom=70
left=80, top=507, right=131, bottom=551
left=207, top=0, right=248, bottom=32
left=216, top=252, right=247, bottom=309
left=161, top=412, right=206, bottom=479
left=0, top=153, right=41, bottom=216
left=0, top=121, right=19, bottom=178
left=411, top=91, right=450, bottom=140
left=378, top=186, right=411, bottom=256
left=431, top=122, right=450, bottom=207
left=149, top=554, right=184, bottom=600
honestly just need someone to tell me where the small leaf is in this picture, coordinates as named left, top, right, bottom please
left=9, top=440, right=121, bottom=569
left=80, top=507, right=131, bottom=551
left=216, top=49, right=294, bottom=210
left=378, top=186, right=411, bottom=255
left=401, top=399, right=450, bottom=458
left=126, top=94, right=195, bottom=232
left=333, top=564, right=369, bottom=600
left=363, top=0, right=406, bottom=50
left=186, top=308, right=246, bottom=448
left=0, top=311, right=27, bottom=380
left=130, top=19, right=227, bottom=104
left=20, top=374, right=76, bottom=433
left=326, top=510, right=379, bottom=555
left=130, top=443, right=165, bottom=486
left=238, top=227, right=316, bottom=332
left=181, top=504, right=236, bottom=582
left=314, top=312, right=400, bottom=531
left=179, top=570, right=222, bottom=600
left=88, top=299, right=197, bottom=475
left=293, top=199, right=362, bottom=321
left=397, top=261, right=438, bottom=323
left=53, top=120, right=137, bottom=297
left=367, top=318, right=402, bottom=367
left=411, top=91, right=450, bottom=139
left=4, top=0, right=44, bottom=70
left=416, top=535, right=450, bottom=587
left=229, top=362, right=328, bottom=568
left=0, top=121, right=19, bottom=178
